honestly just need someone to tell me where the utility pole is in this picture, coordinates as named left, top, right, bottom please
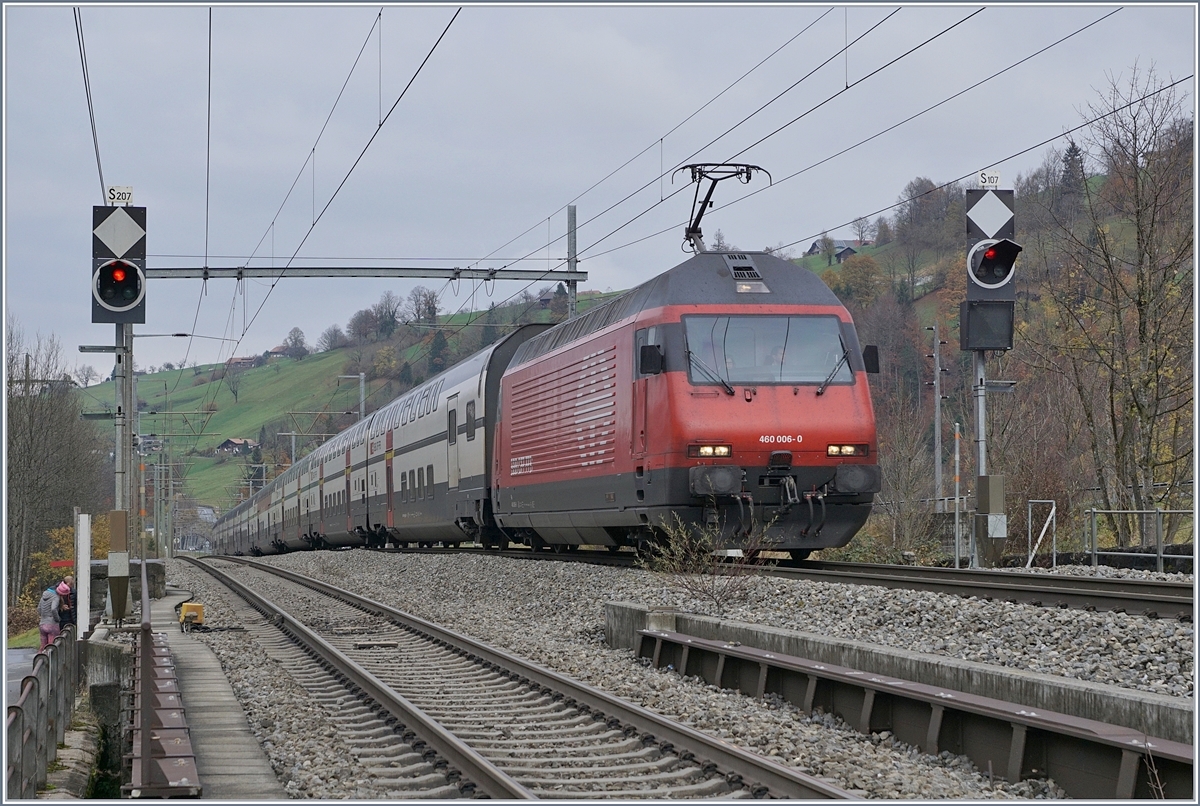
left=925, top=324, right=948, bottom=512
left=567, top=205, right=578, bottom=320
left=338, top=374, right=366, bottom=421
left=954, top=422, right=963, bottom=568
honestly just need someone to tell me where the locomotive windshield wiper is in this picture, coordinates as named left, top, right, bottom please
left=687, top=351, right=735, bottom=395
left=815, top=349, right=849, bottom=396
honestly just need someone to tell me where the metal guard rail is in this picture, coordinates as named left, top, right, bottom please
left=5, top=624, right=78, bottom=799
left=123, top=558, right=201, bottom=798
left=638, top=628, right=1192, bottom=800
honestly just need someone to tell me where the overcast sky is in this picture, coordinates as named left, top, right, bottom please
left=3, top=3, right=1195, bottom=377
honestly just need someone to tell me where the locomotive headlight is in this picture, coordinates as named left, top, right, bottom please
left=689, top=444, right=732, bottom=458
left=827, top=444, right=868, bottom=457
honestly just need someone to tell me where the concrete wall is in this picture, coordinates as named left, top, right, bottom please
left=605, top=601, right=1193, bottom=745
left=88, top=559, right=166, bottom=611
left=82, top=623, right=131, bottom=748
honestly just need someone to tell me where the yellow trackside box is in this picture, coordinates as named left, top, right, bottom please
left=179, top=603, right=204, bottom=625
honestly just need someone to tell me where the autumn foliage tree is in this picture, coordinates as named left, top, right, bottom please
left=1023, top=66, right=1193, bottom=546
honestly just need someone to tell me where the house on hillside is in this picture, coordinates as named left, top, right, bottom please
left=215, top=438, right=259, bottom=456
left=269, top=345, right=288, bottom=358
left=225, top=356, right=257, bottom=369
left=804, top=239, right=865, bottom=264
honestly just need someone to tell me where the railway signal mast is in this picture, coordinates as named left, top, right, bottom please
left=89, top=198, right=147, bottom=620
left=961, top=181, right=1021, bottom=567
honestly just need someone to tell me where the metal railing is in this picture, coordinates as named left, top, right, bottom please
left=1088, top=509, right=1194, bottom=573
left=124, top=557, right=200, bottom=797
left=5, top=624, right=78, bottom=799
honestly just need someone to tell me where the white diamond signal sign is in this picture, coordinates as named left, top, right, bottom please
left=93, top=206, right=146, bottom=259
left=966, top=189, right=1014, bottom=241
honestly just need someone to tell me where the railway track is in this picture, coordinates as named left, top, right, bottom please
left=767, top=561, right=1193, bottom=621
left=185, top=556, right=852, bottom=799
left=371, top=545, right=1193, bottom=620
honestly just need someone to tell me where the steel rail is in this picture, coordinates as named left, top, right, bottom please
left=208, top=555, right=856, bottom=799
left=184, top=557, right=535, bottom=799
left=371, top=545, right=1192, bottom=617
left=768, top=562, right=1193, bottom=619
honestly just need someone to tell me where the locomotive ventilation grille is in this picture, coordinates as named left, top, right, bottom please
left=508, top=345, right=618, bottom=475
left=722, top=252, right=762, bottom=280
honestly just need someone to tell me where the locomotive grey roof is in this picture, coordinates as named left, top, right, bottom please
left=512, top=251, right=843, bottom=367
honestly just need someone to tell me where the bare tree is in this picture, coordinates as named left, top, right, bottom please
left=763, top=242, right=796, bottom=261
left=6, top=321, right=109, bottom=605
left=373, top=290, right=402, bottom=339
left=317, top=324, right=349, bottom=352
left=225, top=365, right=246, bottom=403
left=405, top=286, right=440, bottom=326
left=347, top=308, right=379, bottom=343
left=851, top=217, right=875, bottom=245
left=819, top=232, right=836, bottom=266
left=74, top=363, right=99, bottom=387
left=1026, top=66, right=1193, bottom=546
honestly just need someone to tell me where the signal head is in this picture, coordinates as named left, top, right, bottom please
left=968, top=238, right=1022, bottom=289
left=92, top=258, right=146, bottom=322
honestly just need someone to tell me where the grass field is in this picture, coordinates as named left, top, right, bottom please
left=8, top=629, right=40, bottom=649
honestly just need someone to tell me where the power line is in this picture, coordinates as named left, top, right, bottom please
left=239, top=7, right=461, bottom=339
left=578, top=8, right=1124, bottom=261
left=191, top=8, right=461, bottom=423
left=73, top=7, right=105, bottom=204
left=204, top=8, right=212, bottom=267
left=242, top=9, right=385, bottom=269
left=464, top=8, right=836, bottom=273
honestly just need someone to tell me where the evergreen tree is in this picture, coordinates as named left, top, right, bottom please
left=428, top=330, right=448, bottom=375
left=480, top=302, right=499, bottom=348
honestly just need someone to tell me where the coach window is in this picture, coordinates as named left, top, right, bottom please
left=448, top=407, right=457, bottom=445
left=417, top=466, right=425, bottom=500
left=465, top=401, right=476, bottom=440
left=426, top=465, right=434, bottom=499
left=401, top=471, right=408, bottom=503
left=409, top=469, right=416, bottom=499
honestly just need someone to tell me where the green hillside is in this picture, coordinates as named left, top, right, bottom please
left=86, top=291, right=627, bottom=513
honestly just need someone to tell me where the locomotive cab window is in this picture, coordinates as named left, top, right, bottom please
left=683, top=315, right=853, bottom=386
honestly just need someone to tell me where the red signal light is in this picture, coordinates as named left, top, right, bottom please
left=984, top=248, right=997, bottom=260
left=111, top=267, right=127, bottom=282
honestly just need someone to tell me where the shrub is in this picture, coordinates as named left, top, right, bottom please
left=202, top=401, right=218, bottom=413
left=637, top=512, right=768, bottom=616
left=8, top=606, right=38, bottom=635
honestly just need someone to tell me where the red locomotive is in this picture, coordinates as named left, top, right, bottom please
left=492, top=248, right=880, bottom=560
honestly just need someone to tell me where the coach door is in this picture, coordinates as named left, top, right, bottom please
left=446, top=393, right=460, bottom=489
left=385, top=430, right=395, bottom=528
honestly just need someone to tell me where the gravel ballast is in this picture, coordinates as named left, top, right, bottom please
left=167, top=552, right=1192, bottom=799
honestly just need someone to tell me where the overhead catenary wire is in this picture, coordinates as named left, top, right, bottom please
left=192, top=8, right=459, bottom=416
left=73, top=7, right=105, bottom=204
left=238, top=7, right=461, bottom=339
left=204, top=8, right=212, bottom=268
left=573, top=7, right=979, bottom=261
left=410, top=9, right=859, bottom=351
left=463, top=8, right=836, bottom=273
left=580, top=7, right=1125, bottom=261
